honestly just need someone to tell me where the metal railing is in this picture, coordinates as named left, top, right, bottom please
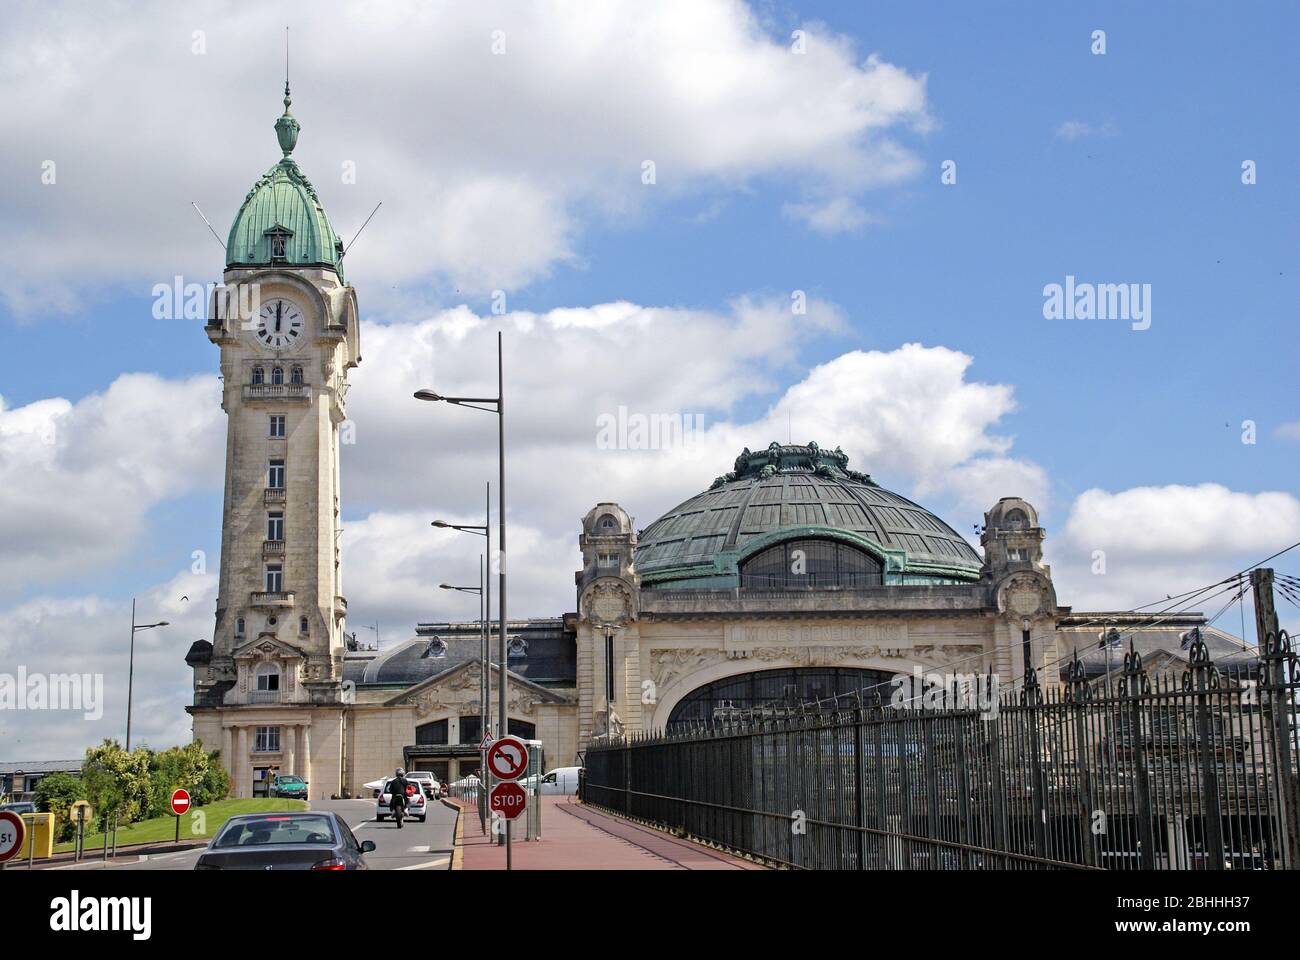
left=583, top=633, right=1299, bottom=870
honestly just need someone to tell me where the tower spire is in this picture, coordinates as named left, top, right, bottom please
left=274, top=26, right=300, bottom=158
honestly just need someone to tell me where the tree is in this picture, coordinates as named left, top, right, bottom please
left=82, top=739, right=153, bottom=829
left=195, top=748, right=231, bottom=806
left=34, top=772, right=86, bottom=842
left=148, top=742, right=212, bottom=817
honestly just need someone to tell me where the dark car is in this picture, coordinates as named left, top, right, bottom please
left=269, top=775, right=309, bottom=800
left=0, top=802, right=37, bottom=815
left=194, top=811, right=374, bottom=871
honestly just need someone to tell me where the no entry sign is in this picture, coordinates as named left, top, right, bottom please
left=489, top=781, right=527, bottom=820
left=170, top=788, right=191, bottom=817
left=486, top=735, right=529, bottom=781
left=0, top=810, right=25, bottom=863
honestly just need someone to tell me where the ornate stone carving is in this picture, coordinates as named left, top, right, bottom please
left=583, top=578, right=634, bottom=625
left=649, top=648, right=724, bottom=690
left=447, top=662, right=482, bottom=691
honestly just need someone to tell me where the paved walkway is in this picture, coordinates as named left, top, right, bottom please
left=452, top=796, right=764, bottom=870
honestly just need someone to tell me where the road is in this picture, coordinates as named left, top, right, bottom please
left=51, top=797, right=458, bottom=871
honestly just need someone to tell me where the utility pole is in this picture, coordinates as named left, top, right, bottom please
left=1251, top=567, right=1297, bottom=863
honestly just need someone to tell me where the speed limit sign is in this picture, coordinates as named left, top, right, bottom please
left=0, top=810, right=25, bottom=864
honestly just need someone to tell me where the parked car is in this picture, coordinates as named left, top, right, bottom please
left=405, top=771, right=441, bottom=800
left=269, top=774, right=308, bottom=800
left=0, top=801, right=37, bottom=815
left=538, top=766, right=582, bottom=796
left=194, top=811, right=374, bottom=871
left=375, top=778, right=427, bottom=822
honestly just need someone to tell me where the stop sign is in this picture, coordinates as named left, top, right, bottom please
left=170, top=789, right=191, bottom=816
left=489, top=781, right=527, bottom=820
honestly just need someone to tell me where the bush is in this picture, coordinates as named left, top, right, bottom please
left=147, top=742, right=211, bottom=818
left=34, top=772, right=86, bottom=842
left=82, top=739, right=153, bottom=830
left=195, top=750, right=231, bottom=806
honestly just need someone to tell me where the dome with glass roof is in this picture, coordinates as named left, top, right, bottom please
left=225, top=82, right=345, bottom=279
left=635, top=442, right=983, bottom=589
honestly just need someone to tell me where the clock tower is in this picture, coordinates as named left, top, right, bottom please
left=187, top=82, right=360, bottom=797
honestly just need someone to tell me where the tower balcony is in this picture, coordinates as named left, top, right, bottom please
left=243, top=383, right=310, bottom=402
left=250, top=591, right=295, bottom=609
left=263, top=540, right=285, bottom=558
left=264, top=488, right=287, bottom=506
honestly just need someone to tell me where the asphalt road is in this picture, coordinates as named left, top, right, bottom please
left=53, top=797, right=459, bottom=871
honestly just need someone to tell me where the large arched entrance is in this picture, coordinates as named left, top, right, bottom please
left=666, top=666, right=893, bottom=727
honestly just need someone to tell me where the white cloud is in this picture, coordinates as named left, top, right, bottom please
left=0, top=374, right=223, bottom=593
left=757, top=344, right=1043, bottom=509
left=1054, top=119, right=1117, bottom=141
left=1047, top=484, right=1300, bottom=620
left=0, top=569, right=214, bottom=758
left=782, top=196, right=877, bottom=234
left=1274, top=421, right=1300, bottom=442
left=0, top=0, right=932, bottom=314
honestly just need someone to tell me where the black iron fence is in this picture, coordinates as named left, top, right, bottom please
left=583, top=633, right=1299, bottom=869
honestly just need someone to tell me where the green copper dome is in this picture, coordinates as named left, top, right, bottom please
left=226, top=83, right=344, bottom=279
left=636, top=442, right=984, bottom=588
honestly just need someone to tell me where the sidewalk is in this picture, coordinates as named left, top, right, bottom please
left=451, top=796, right=764, bottom=870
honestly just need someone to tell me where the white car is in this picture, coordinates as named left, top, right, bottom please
left=375, top=778, right=427, bottom=822
left=405, top=771, right=441, bottom=800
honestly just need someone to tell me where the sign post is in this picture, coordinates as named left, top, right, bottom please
left=0, top=810, right=25, bottom=870
left=68, top=800, right=93, bottom=863
left=485, top=735, right=528, bottom=870
left=489, top=781, right=527, bottom=821
left=170, top=788, right=191, bottom=843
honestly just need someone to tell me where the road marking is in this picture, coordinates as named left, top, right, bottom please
left=395, top=856, right=449, bottom=870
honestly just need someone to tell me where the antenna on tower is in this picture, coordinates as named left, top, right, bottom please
left=343, top=202, right=383, bottom=256
left=191, top=202, right=227, bottom=252
left=285, top=25, right=290, bottom=90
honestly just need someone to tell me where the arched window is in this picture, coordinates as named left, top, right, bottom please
left=416, top=719, right=448, bottom=745
left=299, top=617, right=309, bottom=635
left=271, top=366, right=284, bottom=385
left=1005, top=509, right=1028, bottom=530
left=290, top=366, right=303, bottom=385
left=255, top=662, right=280, bottom=692
left=252, top=367, right=264, bottom=385
left=235, top=617, right=245, bottom=637
left=599, top=514, right=617, bottom=530
left=668, top=667, right=893, bottom=727
left=740, top=538, right=882, bottom=590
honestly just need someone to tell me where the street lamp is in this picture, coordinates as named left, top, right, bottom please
left=416, top=331, right=510, bottom=866
left=433, top=481, right=492, bottom=826
left=126, top=598, right=169, bottom=751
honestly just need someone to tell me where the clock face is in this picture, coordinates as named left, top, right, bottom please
left=254, top=298, right=305, bottom=350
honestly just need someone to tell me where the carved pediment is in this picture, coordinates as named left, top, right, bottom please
left=232, top=635, right=306, bottom=663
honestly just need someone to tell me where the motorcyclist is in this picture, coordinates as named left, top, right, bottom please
left=389, top=767, right=410, bottom=828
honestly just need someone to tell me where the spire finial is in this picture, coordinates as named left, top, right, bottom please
left=284, top=26, right=291, bottom=109
left=274, top=26, right=300, bottom=158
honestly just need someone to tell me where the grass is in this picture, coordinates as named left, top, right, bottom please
left=53, top=797, right=308, bottom=853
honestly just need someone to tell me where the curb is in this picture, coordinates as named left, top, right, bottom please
left=448, top=801, right=464, bottom=870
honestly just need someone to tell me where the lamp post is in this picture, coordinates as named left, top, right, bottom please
left=440, top=560, right=487, bottom=831
left=433, top=480, right=491, bottom=756
left=416, top=330, right=509, bottom=866
left=126, top=598, right=169, bottom=751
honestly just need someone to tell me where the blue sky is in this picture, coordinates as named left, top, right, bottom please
left=1, top=0, right=1296, bottom=755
